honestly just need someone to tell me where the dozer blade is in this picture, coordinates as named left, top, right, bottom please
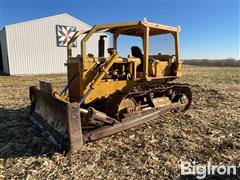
left=29, top=86, right=83, bottom=152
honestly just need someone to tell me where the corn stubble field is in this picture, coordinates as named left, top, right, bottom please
left=0, top=65, right=239, bottom=179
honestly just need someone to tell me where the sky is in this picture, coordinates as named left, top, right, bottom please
left=0, top=0, right=239, bottom=59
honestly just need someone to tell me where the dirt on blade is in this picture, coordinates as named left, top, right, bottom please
left=0, top=65, right=240, bottom=179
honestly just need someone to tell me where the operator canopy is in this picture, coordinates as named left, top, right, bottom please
left=84, top=20, right=181, bottom=36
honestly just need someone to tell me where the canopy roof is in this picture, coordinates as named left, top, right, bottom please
left=88, top=20, right=181, bottom=36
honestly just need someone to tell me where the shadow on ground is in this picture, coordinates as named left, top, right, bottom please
left=0, top=106, right=58, bottom=158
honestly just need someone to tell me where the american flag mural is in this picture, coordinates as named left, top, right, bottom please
left=56, top=25, right=77, bottom=47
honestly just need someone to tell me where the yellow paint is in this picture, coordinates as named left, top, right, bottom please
left=66, top=20, right=183, bottom=104
left=84, top=80, right=136, bottom=104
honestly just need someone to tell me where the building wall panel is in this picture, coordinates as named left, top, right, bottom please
left=5, top=14, right=109, bottom=75
left=0, top=28, right=10, bottom=74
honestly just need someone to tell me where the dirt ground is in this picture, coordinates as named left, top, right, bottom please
left=0, top=65, right=239, bottom=179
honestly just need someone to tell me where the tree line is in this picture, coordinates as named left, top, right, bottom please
left=183, top=59, right=240, bottom=67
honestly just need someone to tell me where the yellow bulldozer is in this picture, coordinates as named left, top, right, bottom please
left=29, top=20, right=192, bottom=152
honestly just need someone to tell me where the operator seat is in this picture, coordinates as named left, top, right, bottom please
left=131, top=46, right=144, bottom=72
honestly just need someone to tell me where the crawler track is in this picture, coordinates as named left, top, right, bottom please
left=104, top=83, right=192, bottom=120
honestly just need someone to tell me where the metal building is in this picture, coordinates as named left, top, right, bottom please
left=0, top=13, right=108, bottom=75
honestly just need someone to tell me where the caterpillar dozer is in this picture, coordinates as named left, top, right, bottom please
left=30, top=20, right=192, bottom=153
